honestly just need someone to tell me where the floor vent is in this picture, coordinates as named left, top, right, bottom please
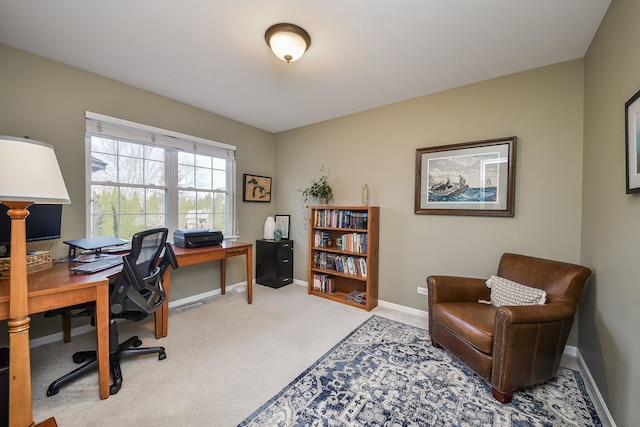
left=175, top=301, right=206, bottom=312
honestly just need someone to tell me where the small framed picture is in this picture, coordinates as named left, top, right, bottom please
left=415, top=136, right=517, bottom=216
left=275, top=215, right=290, bottom=239
left=625, top=89, right=640, bottom=193
left=243, top=174, right=272, bottom=202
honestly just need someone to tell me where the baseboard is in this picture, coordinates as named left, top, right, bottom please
left=575, top=348, right=617, bottom=426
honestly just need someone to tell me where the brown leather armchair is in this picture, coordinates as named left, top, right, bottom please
left=427, top=253, right=591, bottom=403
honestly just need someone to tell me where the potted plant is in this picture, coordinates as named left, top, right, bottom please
left=301, top=165, right=333, bottom=205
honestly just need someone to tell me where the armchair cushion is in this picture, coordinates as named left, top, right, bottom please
left=486, top=275, right=546, bottom=306
left=433, top=302, right=497, bottom=354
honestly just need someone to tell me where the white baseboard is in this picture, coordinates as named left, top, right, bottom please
left=575, top=348, right=617, bottom=426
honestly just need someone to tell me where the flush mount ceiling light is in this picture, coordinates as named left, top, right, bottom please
left=265, top=23, right=311, bottom=63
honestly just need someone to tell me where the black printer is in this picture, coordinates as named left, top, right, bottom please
left=173, top=229, right=223, bottom=248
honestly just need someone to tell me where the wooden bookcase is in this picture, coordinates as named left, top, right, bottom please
left=308, top=206, right=379, bottom=311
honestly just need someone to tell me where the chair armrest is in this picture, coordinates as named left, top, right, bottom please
left=495, top=301, right=575, bottom=324
left=427, top=275, right=490, bottom=304
left=491, top=301, right=577, bottom=392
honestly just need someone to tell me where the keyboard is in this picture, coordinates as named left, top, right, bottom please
left=71, top=255, right=124, bottom=274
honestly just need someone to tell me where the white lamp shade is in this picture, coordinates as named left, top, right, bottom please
left=0, top=136, right=70, bottom=204
left=268, top=32, right=308, bottom=62
left=265, top=23, right=311, bottom=63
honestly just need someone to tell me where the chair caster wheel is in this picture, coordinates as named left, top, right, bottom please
left=109, top=384, right=121, bottom=395
left=159, top=351, right=167, bottom=361
left=133, top=339, right=143, bottom=347
left=46, top=387, right=59, bottom=397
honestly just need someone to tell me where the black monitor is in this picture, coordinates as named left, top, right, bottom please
left=0, top=203, right=63, bottom=255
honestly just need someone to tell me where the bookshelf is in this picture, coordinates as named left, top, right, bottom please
left=308, top=206, right=379, bottom=311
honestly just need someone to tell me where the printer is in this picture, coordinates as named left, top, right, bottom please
left=173, top=229, right=223, bottom=248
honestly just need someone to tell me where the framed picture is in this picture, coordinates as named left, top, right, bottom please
left=625, top=89, right=640, bottom=193
left=275, top=215, right=290, bottom=239
left=415, top=136, right=517, bottom=216
left=243, top=174, right=272, bottom=202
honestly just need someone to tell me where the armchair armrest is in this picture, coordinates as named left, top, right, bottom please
left=495, top=301, right=575, bottom=324
left=492, top=301, right=577, bottom=393
left=427, top=275, right=490, bottom=304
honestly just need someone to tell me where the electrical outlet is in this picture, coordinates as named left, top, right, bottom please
left=417, top=286, right=428, bottom=295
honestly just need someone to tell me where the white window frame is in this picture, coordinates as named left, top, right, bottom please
left=85, top=111, right=237, bottom=240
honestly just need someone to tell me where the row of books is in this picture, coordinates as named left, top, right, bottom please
left=313, top=210, right=368, bottom=229
left=313, top=274, right=335, bottom=293
left=313, top=231, right=331, bottom=247
left=312, top=252, right=368, bottom=277
left=336, top=232, right=367, bottom=254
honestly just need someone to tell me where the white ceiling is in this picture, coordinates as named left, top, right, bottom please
left=0, top=1, right=610, bottom=133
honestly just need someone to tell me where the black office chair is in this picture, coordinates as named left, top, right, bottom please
left=46, top=227, right=178, bottom=396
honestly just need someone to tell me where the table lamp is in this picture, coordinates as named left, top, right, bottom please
left=0, top=136, right=70, bottom=427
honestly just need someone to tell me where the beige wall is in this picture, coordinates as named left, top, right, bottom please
left=0, top=43, right=275, bottom=341
left=582, top=0, right=640, bottom=424
left=275, top=59, right=585, bottom=316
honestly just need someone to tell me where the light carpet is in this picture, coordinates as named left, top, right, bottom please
left=239, top=315, right=602, bottom=427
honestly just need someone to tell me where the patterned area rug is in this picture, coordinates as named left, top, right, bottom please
left=239, top=315, right=602, bottom=426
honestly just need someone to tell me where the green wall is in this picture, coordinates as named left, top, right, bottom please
left=582, top=0, right=640, bottom=424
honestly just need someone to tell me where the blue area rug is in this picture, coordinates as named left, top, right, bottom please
left=239, top=315, right=602, bottom=426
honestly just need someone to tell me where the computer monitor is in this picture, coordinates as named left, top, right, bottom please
left=0, top=203, right=63, bottom=255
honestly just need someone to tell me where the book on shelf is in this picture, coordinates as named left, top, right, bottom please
left=313, top=273, right=335, bottom=293
left=337, top=232, right=367, bottom=254
left=313, top=209, right=369, bottom=230
left=314, top=253, right=367, bottom=278
left=346, top=290, right=367, bottom=305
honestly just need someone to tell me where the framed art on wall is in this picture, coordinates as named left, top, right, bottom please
left=415, top=136, right=517, bottom=217
left=625, top=89, right=640, bottom=193
left=243, top=174, right=272, bottom=202
left=275, top=215, right=290, bottom=239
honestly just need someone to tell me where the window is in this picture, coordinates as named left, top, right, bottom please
left=85, top=112, right=236, bottom=241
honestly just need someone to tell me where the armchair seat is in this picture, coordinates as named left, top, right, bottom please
left=428, top=253, right=591, bottom=403
left=433, top=302, right=496, bottom=354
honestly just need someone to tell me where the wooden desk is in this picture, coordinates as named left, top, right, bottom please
left=154, top=241, right=253, bottom=338
left=0, top=263, right=112, bottom=401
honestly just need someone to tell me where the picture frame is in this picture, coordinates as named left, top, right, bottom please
left=275, top=215, right=290, bottom=239
left=243, top=174, right=272, bottom=202
left=625, top=89, right=640, bottom=193
left=415, top=136, right=517, bottom=216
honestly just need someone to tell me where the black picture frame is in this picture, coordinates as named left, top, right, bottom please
left=415, top=136, right=517, bottom=217
left=275, top=215, right=290, bottom=239
left=243, top=174, right=272, bottom=202
left=625, top=89, right=640, bottom=193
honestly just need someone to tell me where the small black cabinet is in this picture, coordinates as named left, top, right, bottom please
left=256, top=239, right=293, bottom=288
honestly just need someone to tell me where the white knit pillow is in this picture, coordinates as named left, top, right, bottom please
left=485, top=275, right=547, bottom=306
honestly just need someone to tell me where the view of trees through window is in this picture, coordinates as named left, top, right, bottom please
left=90, top=136, right=230, bottom=240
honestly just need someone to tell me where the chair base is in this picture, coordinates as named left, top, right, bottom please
left=47, top=328, right=166, bottom=397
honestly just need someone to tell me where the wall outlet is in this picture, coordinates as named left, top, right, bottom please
left=417, top=286, right=428, bottom=295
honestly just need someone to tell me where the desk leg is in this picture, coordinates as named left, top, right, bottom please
left=95, top=283, right=110, bottom=400
left=246, top=246, right=253, bottom=304
left=220, top=258, right=226, bottom=295
left=155, top=269, right=170, bottom=339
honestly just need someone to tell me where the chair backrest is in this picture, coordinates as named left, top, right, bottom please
left=496, top=253, right=591, bottom=305
left=110, top=227, right=178, bottom=316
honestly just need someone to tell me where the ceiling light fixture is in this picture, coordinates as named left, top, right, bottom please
left=265, top=23, right=311, bottom=63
